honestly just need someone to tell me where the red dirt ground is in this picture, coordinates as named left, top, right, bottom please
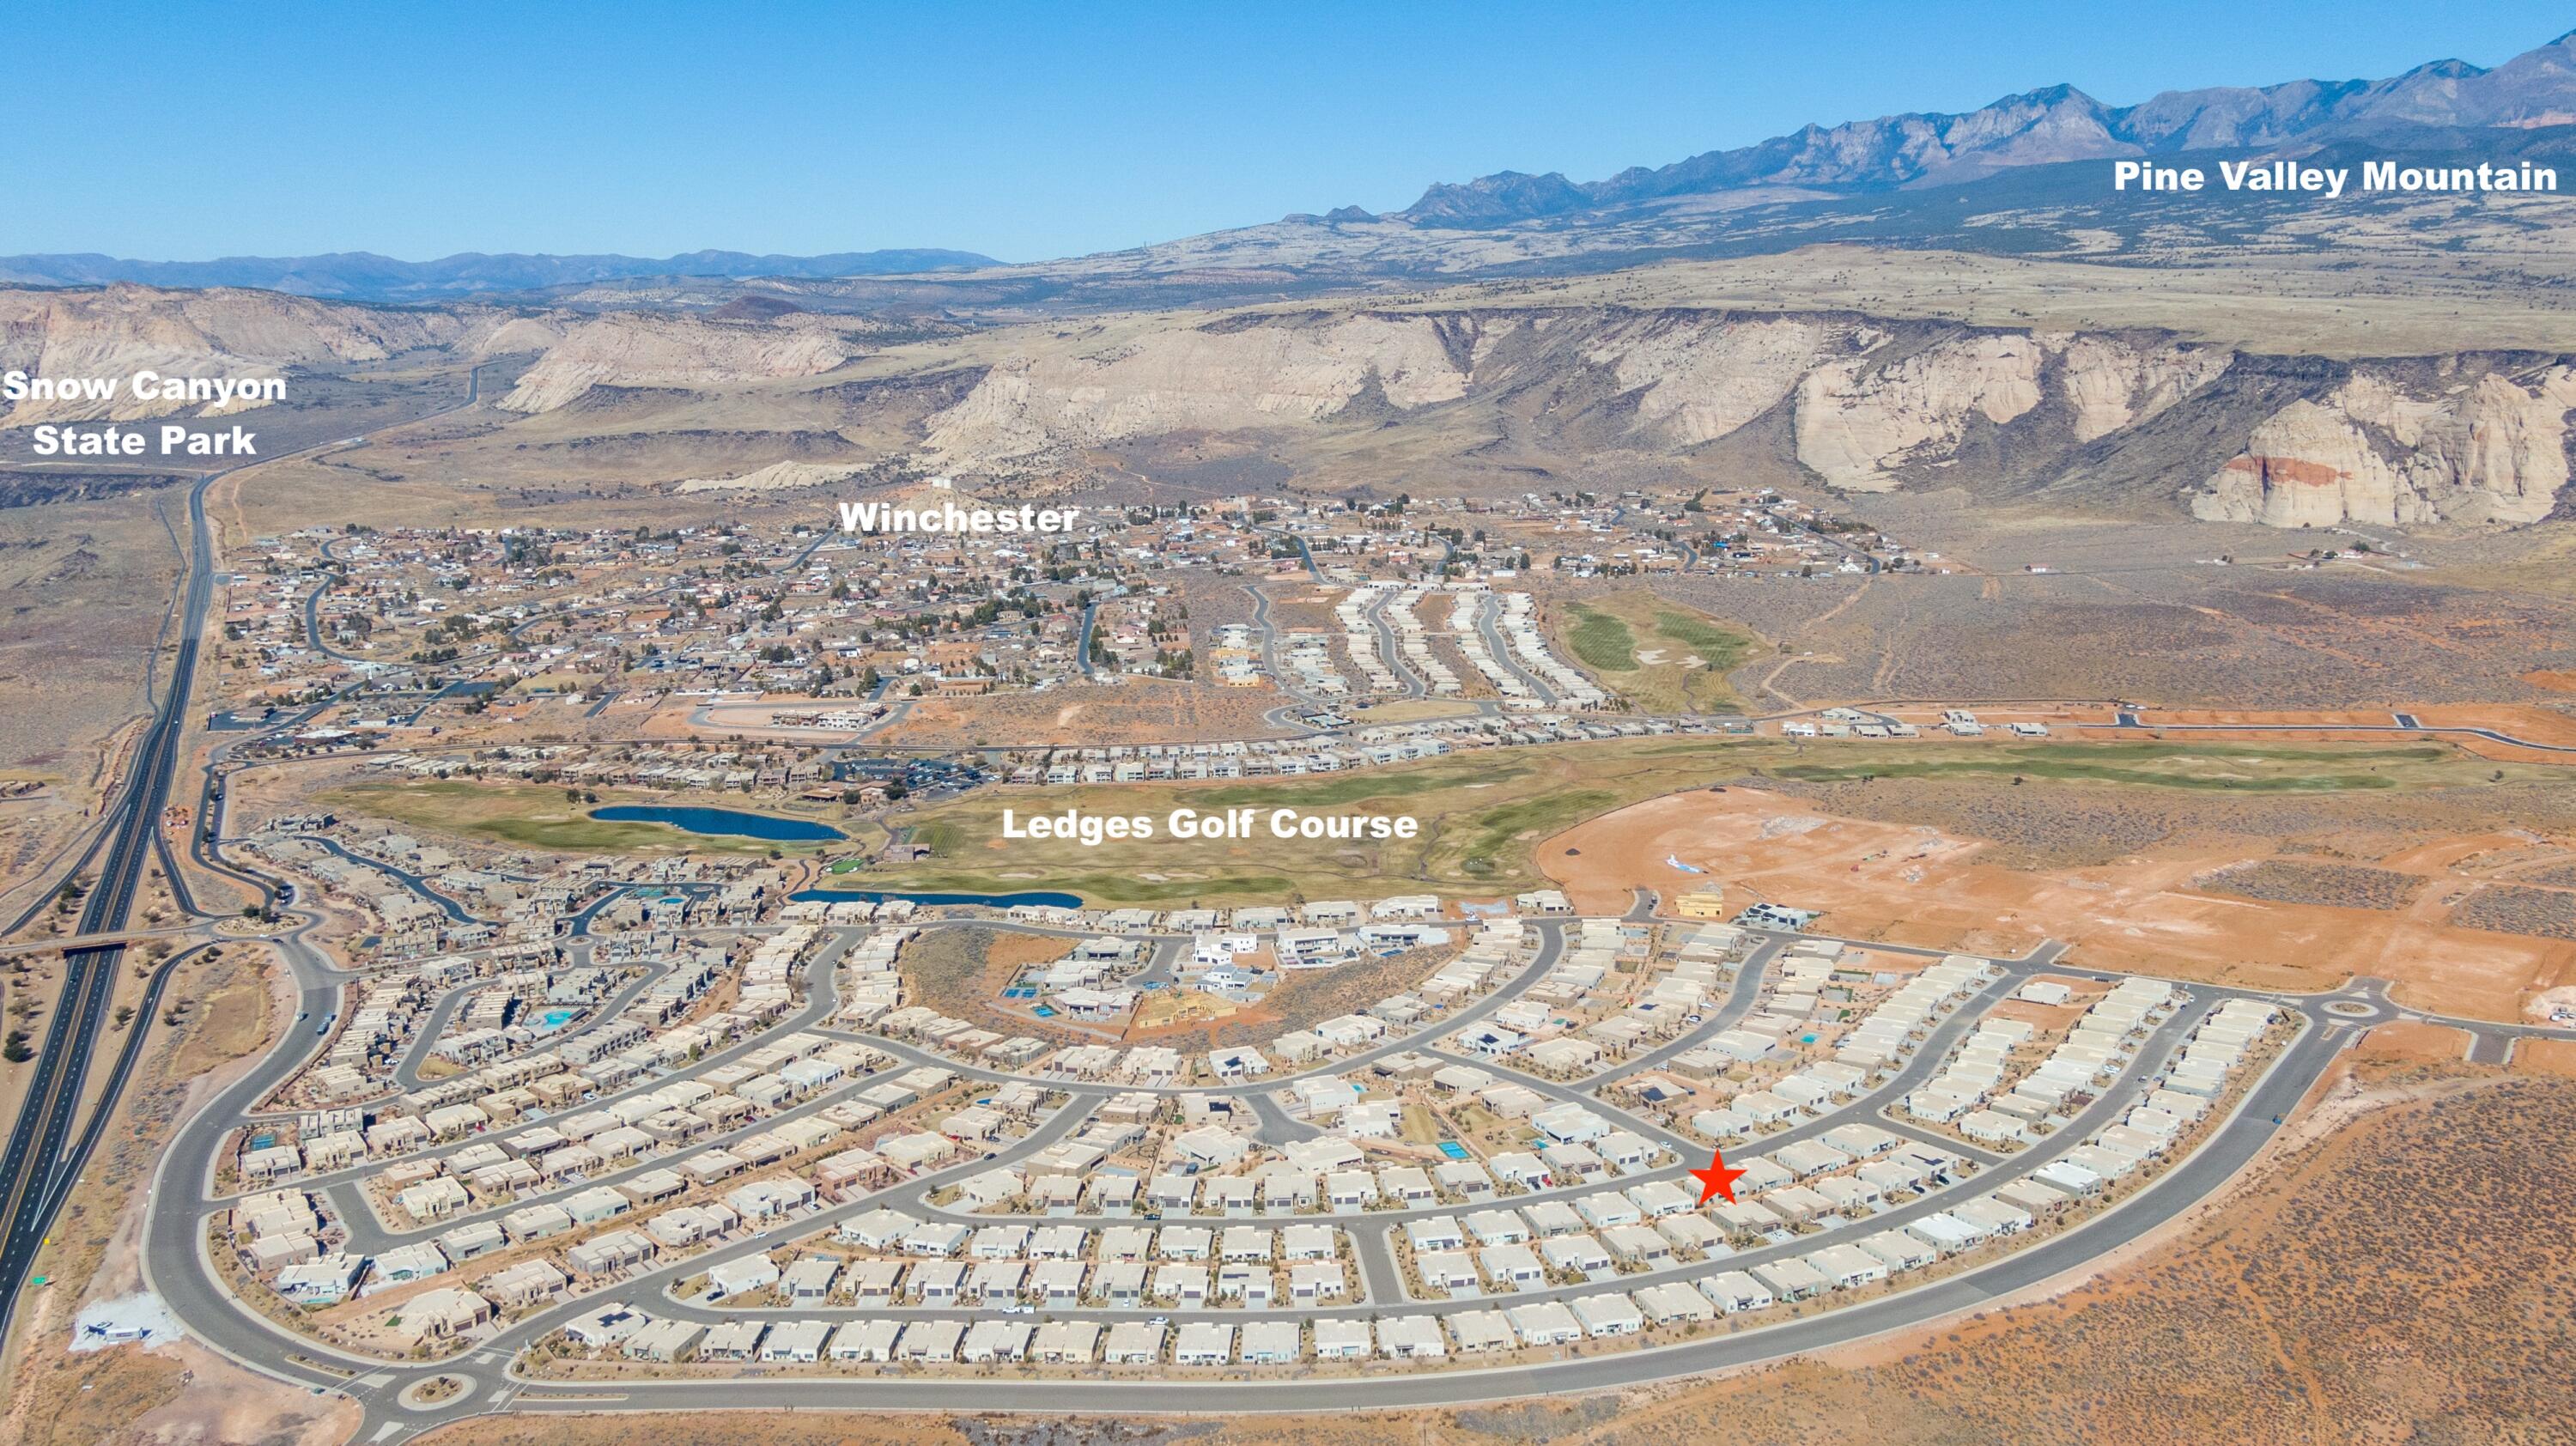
left=1541, top=787, right=2575, bottom=1020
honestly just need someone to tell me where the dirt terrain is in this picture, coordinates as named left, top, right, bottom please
left=1543, top=786, right=2576, bottom=1019
left=1662, top=545, right=2576, bottom=715
left=863, top=680, right=1293, bottom=749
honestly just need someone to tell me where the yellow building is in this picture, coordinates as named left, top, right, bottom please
left=1673, top=885, right=1728, bottom=920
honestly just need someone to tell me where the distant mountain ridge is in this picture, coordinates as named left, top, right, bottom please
left=0, top=247, right=1000, bottom=301
left=7, top=29, right=2575, bottom=308
left=1388, top=29, right=2576, bottom=226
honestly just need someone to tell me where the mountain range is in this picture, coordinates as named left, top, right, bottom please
left=1381, top=29, right=2576, bottom=226
left=0, top=248, right=998, bottom=301
left=8, top=32, right=2575, bottom=301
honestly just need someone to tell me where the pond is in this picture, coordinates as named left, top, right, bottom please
left=589, top=805, right=845, bottom=841
left=789, top=886, right=1084, bottom=909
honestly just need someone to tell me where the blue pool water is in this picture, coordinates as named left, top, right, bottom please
left=590, top=805, right=845, bottom=841
left=789, top=886, right=1083, bottom=909
left=533, top=1007, right=580, bottom=1032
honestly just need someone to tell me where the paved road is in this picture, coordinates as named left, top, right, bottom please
left=289, top=835, right=483, bottom=925
left=301, top=538, right=368, bottom=662
left=0, top=463, right=230, bottom=1347
left=1363, top=590, right=1427, bottom=700
left=0, top=365, right=490, bottom=1355
left=1472, top=593, right=1558, bottom=707
left=1240, top=583, right=1319, bottom=718
left=130, top=898, right=2452, bottom=1444
left=2108, top=711, right=2576, bottom=755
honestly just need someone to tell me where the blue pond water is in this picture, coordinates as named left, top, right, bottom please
left=590, top=805, right=845, bottom=841
left=790, top=886, right=1084, bottom=910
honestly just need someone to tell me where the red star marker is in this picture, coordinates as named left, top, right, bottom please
left=1690, top=1148, right=1747, bottom=1206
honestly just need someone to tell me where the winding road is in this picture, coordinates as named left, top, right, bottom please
left=123, top=890, right=2576, bottom=1444
left=0, top=366, right=489, bottom=1355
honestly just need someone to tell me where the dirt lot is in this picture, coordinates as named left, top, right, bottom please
left=898, top=926, right=1096, bottom=1045
left=2451, top=883, right=2576, bottom=943
left=1748, top=769, right=2576, bottom=872
left=2192, top=859, right=2424, bottom=911
left=860, top=678, right=1294, bottom=749
left=1543, top=786, right=2576, bottom=1020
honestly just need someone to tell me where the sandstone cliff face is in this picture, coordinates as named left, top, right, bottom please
left=671, top=459, right=862, bottom=494
left=2055, top=334, right=2234, bottom=441
left=1790, top=332, right=2232, bottom=489
left=1794, top=332, right=2047, bottom=489
left=2190, top=364, right=2576, bottom=526
left=1581, top=315, right=1870, bottom=447
left=921, top=313, right=1470, bottom=467
left=496, top=314, right=859, bottom=414
left=918, top=308, right=2244, bottom=501
left=0, top=283, right=501, bottom=425
left=12, top=283, right=2571, bottom=529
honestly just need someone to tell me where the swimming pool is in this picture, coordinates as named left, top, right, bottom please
left=533, top=1007, right=580, bottom=1032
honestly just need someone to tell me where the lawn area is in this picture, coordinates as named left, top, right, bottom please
left=315, top=780, right=841, bottom=856
left=1557, top=592, right=1760, bottom=714
left=313, top=737, right=2543, bottom=902
left=1566, top=606, right=1637, bottom=671
left=849, top=735, right=2541, bottom=905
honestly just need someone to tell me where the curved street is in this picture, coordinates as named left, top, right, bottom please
left=125, top=890, right=2548, bottom=1443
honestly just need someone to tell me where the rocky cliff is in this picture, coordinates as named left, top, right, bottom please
left=920, top=313, right=1471, bottom=467
left=906, top=306, right=2573, bottom=526
left=9, top=283, right=2571, bottom=529
left=495, top=311, right=972, bottom=414
left=0, top=283, right=507, bottom=425
left=2191, top=363, right=2576, bottom=526
left=497, top=314, right=854, bottom=413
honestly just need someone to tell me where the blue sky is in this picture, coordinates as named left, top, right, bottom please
left=4, top=1, right=2567, bottom=263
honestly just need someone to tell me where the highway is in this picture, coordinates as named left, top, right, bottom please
left=0, top=365, right=488, bottom=1356
left=0, top=465, right=226, bottom=1348
left=8, top=392, right=2555, bottom=1430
